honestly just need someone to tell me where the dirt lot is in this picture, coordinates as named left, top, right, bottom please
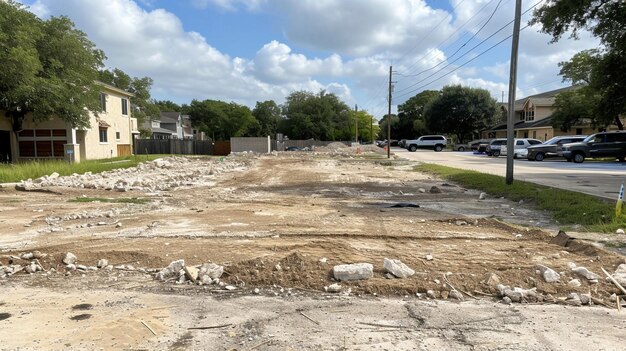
left=1, top=150, right=625, bottom=350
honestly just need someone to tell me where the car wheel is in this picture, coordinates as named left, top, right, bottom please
left=534, top=152, right=545, bottom=161
left=409, top=145, right=417, bottom=152
left=492, top=150, right=500, bottom=157
left=434, top=145, right=443, bottom=152
left=458, top=146, right=465, bottom=152
left=573, top=152, right=585, bottom=163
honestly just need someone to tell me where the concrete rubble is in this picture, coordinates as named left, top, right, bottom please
left=536, top=264, right=560, bottom=283
left=14, top=156, right=249, bottom=193
left=571, top=266, right=600, bottom=281
left=332, top=263, right=374, bottom=281
left=383, top=258, right=415, bottom=278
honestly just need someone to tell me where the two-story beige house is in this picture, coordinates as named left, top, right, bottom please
left=0, top=82, right=139, bottom=163
left=483, top=86, right=623, bottom=141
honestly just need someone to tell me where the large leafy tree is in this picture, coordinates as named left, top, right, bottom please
left=251, top=100, right=281, bottom=137
left=188, top=99, right=256, bottom=140
left=280, top=91, right=351, bottom=140
left=423, top=85, right=497, bottom=143
left=397, top=90, right=439, bottom=139
left=98, top=68, right=159, bottom=125
left=1, top=1, right=105, bottom=130
left=532, top=0, right=625, bottom=130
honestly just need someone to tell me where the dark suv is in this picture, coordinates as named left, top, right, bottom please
left=561, top=131, right=626, bottom=163
left=486, top=138, right=507, bottom=156
left=526, top=135, right=587, bottom=161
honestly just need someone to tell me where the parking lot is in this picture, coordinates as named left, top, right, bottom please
left=397, top=147, right=626, bottom=200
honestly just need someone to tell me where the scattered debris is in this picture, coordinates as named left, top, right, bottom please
left=63, top=252, right=77, bottom=265
left=536, top=264, right=560, bottom=283
left=332, top=263, right=373, bottom=281
left=325, top=283, right=342, bottom=293
left=478, top=192, right=487, bottom=200
left=383, top=258, right=415, bottom=278
left=429, top=186, right=441, bottom=194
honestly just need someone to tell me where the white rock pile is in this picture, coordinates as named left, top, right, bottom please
left=15, top=156, right=248, bottom=193
left=155, top=259, right=228, bottom=287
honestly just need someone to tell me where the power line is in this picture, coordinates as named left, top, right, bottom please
left=396, top=24, right=532, bottom=99
left=398, top=0, right=504, bottom=78
left=399, top=0, right=502, bottom=76
left=395, top=0, right=544, bottom=96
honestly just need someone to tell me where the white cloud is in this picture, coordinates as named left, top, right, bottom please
left=191, top=0, right=265, bottom=11
left=29, top=0, right=361, bottom=106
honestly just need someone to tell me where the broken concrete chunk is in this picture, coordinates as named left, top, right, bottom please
left=425, top=254, right=434, bottom=261
left=571, top=266, right=600, bottom=280
left=96, top=259, right=109, bottom=269
left=325, top=283, right=342, bottom=293
left=536, top=264, right=560, bottom=283
left=155, top=259, right=185, bottom=281
left=613, top=264, right=626, bottom=286
left=184, top=266, right=199, bottom=282
left=63, top=252, right=77, bottom=265
left=568, top=279, right=581, bottom=287
left=383, top=258, right=415, bottom=278
left=198, top=263, right=224, bottom=279
left=332, top=263, right=373, bottom=281
left=478, top=192, right=487, bottom=200
left=449, top=290, right=464, bottom=301
left=224, top=285, right=236, bottom=291
left=616, top=228, right=625, bottom=235
left=21, top=252, right=34, bottom=260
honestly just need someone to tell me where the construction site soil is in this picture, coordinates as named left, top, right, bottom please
left=1, top=152, right=625, bottom=350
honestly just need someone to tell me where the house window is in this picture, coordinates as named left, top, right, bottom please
left=99, top=127, right=108, bottom=143
left=121, top=98, right=128, bottom=116
left=525, top=109, right=534, bottom=121
left=17, top=129, right=67, bottom=158
left=100, top=93, right=107, bottom=112
left=116, top=132, right=121, bottom=140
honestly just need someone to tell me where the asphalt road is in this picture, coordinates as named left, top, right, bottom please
left=396, top=147, right=626, bottom=200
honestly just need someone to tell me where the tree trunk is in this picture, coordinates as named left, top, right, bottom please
left=614, top=116, right=624, bottom=130
left=8, top=110, right=26, bottom=132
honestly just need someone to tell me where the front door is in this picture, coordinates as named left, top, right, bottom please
left=0, top=131, right=11, bottom=163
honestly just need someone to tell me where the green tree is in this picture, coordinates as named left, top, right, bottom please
left=154, top=100, right=182, bottom=112
left=188, top=99, right=256, bottom=140
left=98, top=68, right=159, bottom=125
left=532, top=0, right=625, bottom=130
left=397, top=90, right=439, bottom=138
left=1, top=1, right=105, bottom=130
left=280, top=91, right=350, bottom=140
left=377, top=114, right=399, bottom=140
left=251, top=100, right=281, bottom=137
left=423, top=85, right=497, bottom=143
left=352, top=110, right=379, bottom=143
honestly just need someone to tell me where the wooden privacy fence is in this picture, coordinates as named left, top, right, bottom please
left=134, top=139, right=214, bottom=155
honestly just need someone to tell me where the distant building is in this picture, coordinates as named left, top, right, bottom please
left=483, top=86, right=624, bottom=141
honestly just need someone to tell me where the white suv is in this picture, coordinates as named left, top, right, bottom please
left=405, top=135, right=447, bottom=152
left=500, top=138, right=543, bottom=158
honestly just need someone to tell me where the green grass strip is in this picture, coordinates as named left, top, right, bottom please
left=415, top=163, right=626, bottom=233
left=69, top=197, right=150, bottom=204
left=0, top=154, right=175, bottom=183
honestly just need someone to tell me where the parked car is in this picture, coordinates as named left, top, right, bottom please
left=454, top=143, right=468, bottom=151
left=398, top=139, right=407, bottom=148
left=485, top=138, right=507, bottom=156
left=501, top=145, right=529, bottom=159
left=405, top=135, right=447, bottom=152
left=561, top=131, right=626, bottom=163
left=499, top=138, right=542, bottom=158
left=526, top=135, right=587, bottom=161
left=469, top=139, right=492, bottom=151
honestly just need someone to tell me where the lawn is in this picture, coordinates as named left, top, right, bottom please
left=0, top=155, right=168, bottom=183
left=416, top=163, right=626, bottom=233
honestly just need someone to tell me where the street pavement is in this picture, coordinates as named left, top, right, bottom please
left=396, top=147, right=626, bottom=200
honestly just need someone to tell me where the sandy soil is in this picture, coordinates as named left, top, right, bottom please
left=1, top=152, right=625, bottom=350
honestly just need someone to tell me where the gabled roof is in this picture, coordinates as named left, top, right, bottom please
left=96, top=81, right=135, bottom=97
left=159, top=111, right=181, bottom=124
left=502, top=85, right=581, bottom=112
left=515, top=117, right=554, bottom=130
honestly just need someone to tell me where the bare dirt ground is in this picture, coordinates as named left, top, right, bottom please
left=1, top=151, right=625, bottom=350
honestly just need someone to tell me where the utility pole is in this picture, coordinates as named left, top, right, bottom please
left=506, top=0, right=522, bottom=185
left=370, top=114, right=373, bottom=144
left=387, top=65, right=392, bottom=159
left=354, top=104, right=358, bottom=143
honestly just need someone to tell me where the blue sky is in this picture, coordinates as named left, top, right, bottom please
left=23, top=0, right=598, bottom=117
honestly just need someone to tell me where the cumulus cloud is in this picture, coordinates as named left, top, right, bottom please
left=191, top=0, right=265, bottom=11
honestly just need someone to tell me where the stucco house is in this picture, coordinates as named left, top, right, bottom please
left=143, top=112, right=198, bottom=140
left=0, top=82, right=139, bottom=163
left=483, top=86, right=623, bottom=141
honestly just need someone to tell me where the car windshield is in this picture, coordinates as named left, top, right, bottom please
left=543, top=137, right=560, bottom=145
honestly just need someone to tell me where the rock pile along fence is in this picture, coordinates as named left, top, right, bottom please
left=134, top=139, right=214, bottom=155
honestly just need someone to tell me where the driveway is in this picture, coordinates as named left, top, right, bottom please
left=396, top=147, right=626, bottom=200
